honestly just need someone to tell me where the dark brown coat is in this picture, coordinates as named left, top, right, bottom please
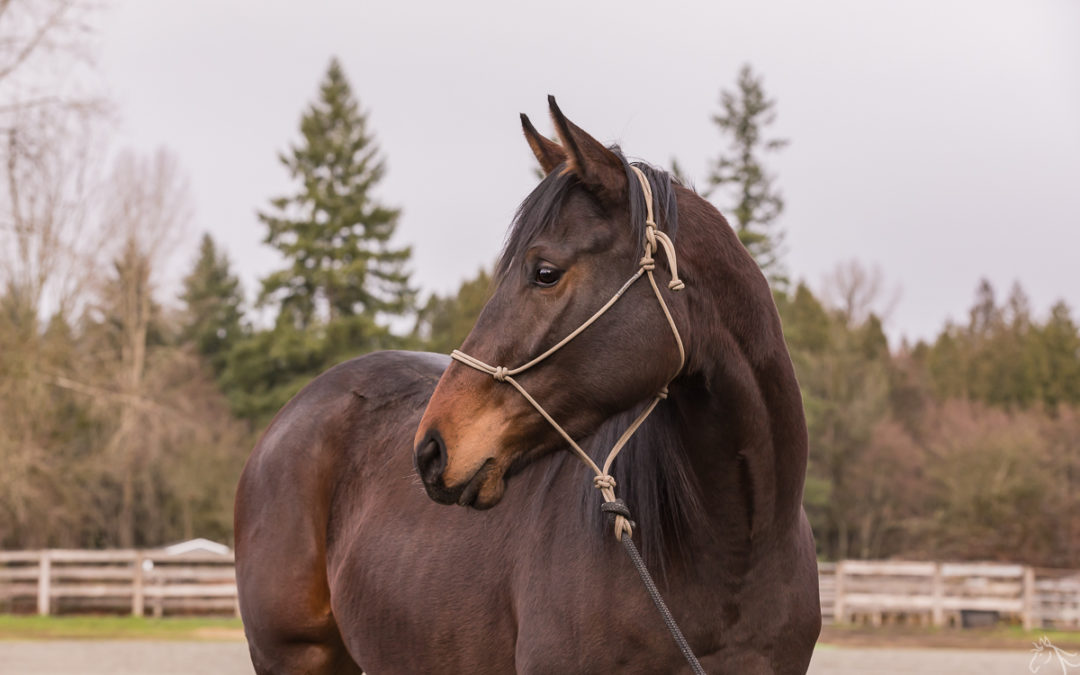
left=235, top=99, right=820, bottom=674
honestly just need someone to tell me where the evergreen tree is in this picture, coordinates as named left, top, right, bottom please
left=413, top=268, right=492, bottom=354
left=778, top=282, right=831, bottom=354
left=926, top=280, right=1080, bottom=411
left=780, top=282, right=896, bottom=559
left=669, top=157, right=689, bottom=187
left=927, top=323, right=968, bottom=400
left=968, top=278, right=999, bottom=335
left=708, top=64, right=789, bottom=287
left=1037, top=302, right=1080, bottom=408
left=179, top=233, right=245, bottom=376
left=221, top=59, right=412, bottom=425
left=258, top=57, right=413, bottom=329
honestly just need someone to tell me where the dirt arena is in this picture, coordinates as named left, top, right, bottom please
left=0, top=641, right=1040, bottom=675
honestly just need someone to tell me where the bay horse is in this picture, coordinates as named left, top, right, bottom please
left=235, top=97, right=820, bottom=674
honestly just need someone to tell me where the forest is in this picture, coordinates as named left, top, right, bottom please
left=2, top=1, right=1077, bottom=567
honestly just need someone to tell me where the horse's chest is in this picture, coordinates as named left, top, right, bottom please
left=333, top=519, right=712, bottom=673
left=328, top=457, right=741, bottom=674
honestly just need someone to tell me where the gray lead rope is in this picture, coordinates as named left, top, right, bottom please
left=602, top=501, right=707, bottom=675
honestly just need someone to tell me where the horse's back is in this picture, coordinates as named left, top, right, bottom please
left=234, top=350, right=446, bottom=675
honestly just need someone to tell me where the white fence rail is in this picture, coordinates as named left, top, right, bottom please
left=0, top=549, right=237, bottom=617
left=3, top=550, right=1080, bottom=627
left=819, top=560, right=1080, bottom=629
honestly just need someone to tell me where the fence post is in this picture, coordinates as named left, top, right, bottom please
left=1022, top=566, right=1036, bottom=631
left=153, top=569, right=163, bottom=618
left=132, top=551, right=145, bottom=617
left=931, top=562, right=944, bottom=627
left=833, top=561, right=845, bottom=624
left=36, top=551, right=51, bottom=616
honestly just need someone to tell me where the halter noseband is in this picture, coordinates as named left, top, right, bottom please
left=450, top=166, right=686, bottom=541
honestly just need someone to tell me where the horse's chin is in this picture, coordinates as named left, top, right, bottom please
left=422, top=457, right=508, bottom=510
left=458, top=465, right=506, bottom=510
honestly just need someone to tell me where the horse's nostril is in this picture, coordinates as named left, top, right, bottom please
left=415, top=433, right=447, bottom=486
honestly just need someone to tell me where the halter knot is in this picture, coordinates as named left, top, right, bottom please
left=641, top=216, right=683, bottom=293
left=600, top=498, right=633, bottom=521
left=644, top=224, right=658, bottom=250
left=600, top=499, right=635, bottom=541
left=593, top=475, right=617, bottom=490
left=492, top=366, right=509, bottom=382
left=657, top=387, right=669, bottom=400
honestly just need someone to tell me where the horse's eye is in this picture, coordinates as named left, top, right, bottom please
left=534, top=266, right=562, bottom=287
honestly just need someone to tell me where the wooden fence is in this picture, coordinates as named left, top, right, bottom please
left=3, top=551, right=1080, bottom=628
left=819, top=560, right=1080, bottom=630
left=0, top=549, right=237, bottom=617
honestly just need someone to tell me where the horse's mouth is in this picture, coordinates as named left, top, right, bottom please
left=420, top=455, right=504, bottom=509
left=456, top=459, right=492, bottom=507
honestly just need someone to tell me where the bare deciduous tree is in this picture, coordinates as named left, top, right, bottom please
left=0, top=0, right=107, bottom=322
left=821, top=259, right=902, bottom=328
left=0, top=107, right=105, bottom=320
left=92, top=149, right=193, bottom=546
left=0, top=0, right=109, bottom=547
left=0, top=0, right=102, bottom=115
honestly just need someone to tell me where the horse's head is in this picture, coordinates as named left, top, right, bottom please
left=413, top=98, right=686, bottom=509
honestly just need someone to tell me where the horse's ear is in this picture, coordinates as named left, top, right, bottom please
left=521, top=113, right=565, bottom=175
left=547, top=95, right=627, bottom=205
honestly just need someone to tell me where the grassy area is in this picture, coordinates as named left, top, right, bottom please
left=820, top=623, right=1080, bottom=650
left=999, top=625, right=1080, bottom=646
left=0, top=615, right=245, bottom=641
left=5, top=614, right=1080, bottom=649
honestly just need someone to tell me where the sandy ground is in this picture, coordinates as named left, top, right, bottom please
left=0, top=641, right=1042, bottom=674
left=0, top=641, right=253, bottom=675
left=809, top=646, right=1034, bottom=674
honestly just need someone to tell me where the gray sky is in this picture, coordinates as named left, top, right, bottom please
left=96, top=0, right=1080, bottom=344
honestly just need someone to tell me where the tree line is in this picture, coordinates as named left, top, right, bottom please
left=2, top=3, right=1077, bottom=566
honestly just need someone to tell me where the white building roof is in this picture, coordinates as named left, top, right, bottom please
left=162, top=538, right=231, bottom=556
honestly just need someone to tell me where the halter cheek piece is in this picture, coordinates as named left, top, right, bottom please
left=451, top=166, right=686, bottom=542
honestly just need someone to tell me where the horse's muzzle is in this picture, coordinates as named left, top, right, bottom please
left=415, top=431, right=496, bottom=509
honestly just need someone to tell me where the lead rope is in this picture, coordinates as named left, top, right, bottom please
left=451, top=167, right=706, bottom=674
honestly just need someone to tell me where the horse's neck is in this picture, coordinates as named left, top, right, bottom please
left=673, top=339, right=809, bottom=559
left=667, top=201, right=809, bottom=556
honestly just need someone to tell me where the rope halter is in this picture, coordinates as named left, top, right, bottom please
left=450, top=166, right=686, bottom=541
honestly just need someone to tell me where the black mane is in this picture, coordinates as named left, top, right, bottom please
left=582, top=401, right=706, bottom=573
left=499, top=150, right=702, bottom=570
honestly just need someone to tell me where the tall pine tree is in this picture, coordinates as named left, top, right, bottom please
left=258, top=57, right=413, bottom=329
left=179, top=233, right=245, bottom=376
left=1037, top=301, right=1080, bottom=408
left=221, top=59, right=413, bottom=425
left=708, top=64, right=789, bottom=287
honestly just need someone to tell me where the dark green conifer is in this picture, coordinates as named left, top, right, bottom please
left=258, top=57, right=413, bottom=329
left=179, top=233, right=245, bottom=375
left=708, top=64, right=789, bottom=287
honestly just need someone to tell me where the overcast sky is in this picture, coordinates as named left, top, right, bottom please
left=95, top=0, right=1080, bottom=344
